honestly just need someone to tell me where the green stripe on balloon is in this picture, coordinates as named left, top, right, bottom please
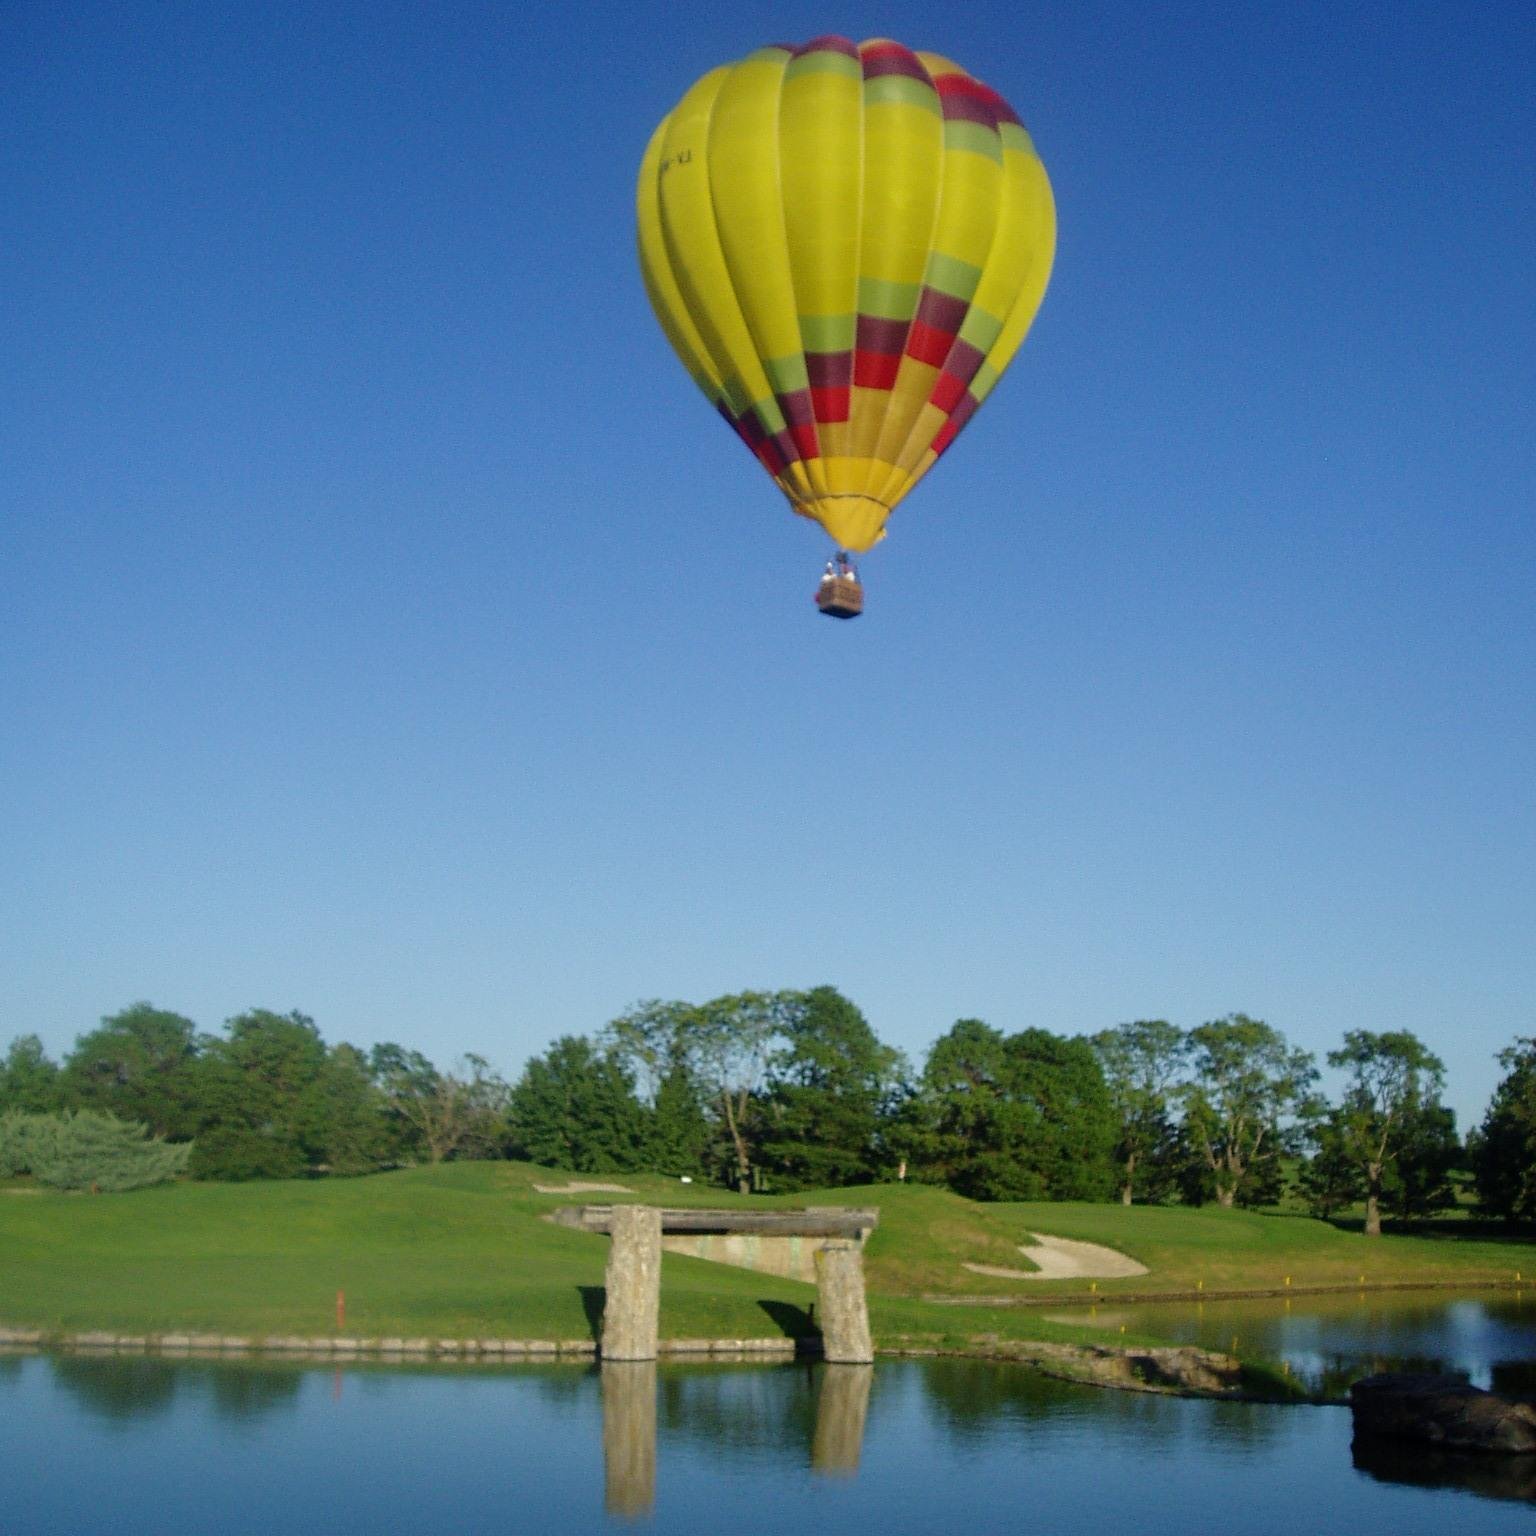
left=797, top=312, right=857, bottom=352
left=923, top=251, right=983, bottom=301
left=785, top=51, right=862, bottom=81
left=957, top=305, right=1005, bottom=354
left=862, top=74, right=940, bottom=114
left=943, top=118, right=1002, bottom=162
left=763, top=354, right=810, bottom=394
left=856, top=277, right=922, bottom=320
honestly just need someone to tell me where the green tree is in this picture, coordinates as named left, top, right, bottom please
left=606, top=992, right=801, bottom=1191
left=0, top=1035, right=63, bottom=1115
left=1091, top=1020, right=1187, bottom=1205
left=62, top=1003, right=201, bottom=1138
left=1472, top=1038, right=1536, bottom=1221
left=1181, top=1015, right=1316, bottom=1208
left=507, top=1035, right=646, bottom=1173
left=1299, top=1111, right=1365, bottom=1219
left=1326, top=1029, right=1449, bottom=1236
left=760, top=986, right=905, bottom=1188
left=645, top=1057, right=710, bottom=1176
left=188, top=1010, right=329, bottom=1180
left=1381, top=1101, right=1460, bottom=1222
left=370, top=1044, right=509, bottom=1164
left=917, top=1020, right=1116, bottom=1201
left=313, top=1042, right=389, bottom=1175
left=1, top=1109, right=191, bottom=1191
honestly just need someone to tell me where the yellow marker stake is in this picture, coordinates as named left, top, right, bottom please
left=1196, top=1279, right=1203, bottom=1292
left=1284, top=1276, right=1291, bottom=1287
left=1089, top=1281, right=1097, bottom=1294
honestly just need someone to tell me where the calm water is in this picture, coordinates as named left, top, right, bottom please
left=1044, top=1286, right=1536, bottom=1397
left=2, top=1296, right=1533, bottom=1534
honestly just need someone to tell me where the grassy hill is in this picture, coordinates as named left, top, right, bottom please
left=1, top=1163, right=1530, bottom=1350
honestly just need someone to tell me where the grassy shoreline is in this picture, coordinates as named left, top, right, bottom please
left=3, top=1162, right=1530, bottom=1361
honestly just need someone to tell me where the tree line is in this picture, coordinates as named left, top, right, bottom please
left=4, top=992, right=1536, bottom=1231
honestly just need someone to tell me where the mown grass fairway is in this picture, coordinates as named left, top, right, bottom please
left=1, top=1164, right=1529, bottom=1351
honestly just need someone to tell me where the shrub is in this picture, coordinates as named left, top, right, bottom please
left=0, top=1109, right=191, bottom=1191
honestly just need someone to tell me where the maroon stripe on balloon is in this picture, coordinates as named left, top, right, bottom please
left=859, top=40, right=932, bottom=82
left=805, top=351, right=852, bottom=389
left=856, top=315, right=909, bottom=355
left=935, top=74, right=1000, bottom=126
left=915, top=287, right=970, bottom=335
left=976, top=82, right=1022, bottom=127
left=931, top=417, right=960, bottom=456
left=793, top=34, right=859, bottom=59
left=778, top=389, right=816, bottom=428
left=734, top=409, right=766, bottom=448
left=755, top=438, right=788, bottom=474
left=811, top=386, right=851, bottom=422
left=854, top=350, right=901, bottom=389
left=943, top=338, right=986, bottom=381
left=949, top=391, right=980, bottom=431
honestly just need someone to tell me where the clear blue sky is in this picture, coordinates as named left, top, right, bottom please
left=4, top=2, right=1532, bottom=1131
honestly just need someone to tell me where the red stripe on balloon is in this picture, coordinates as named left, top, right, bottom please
left=854, top=351, right=901, bottom=389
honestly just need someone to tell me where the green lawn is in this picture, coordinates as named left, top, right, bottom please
left=1, top=1163, right=1529, bottom=1353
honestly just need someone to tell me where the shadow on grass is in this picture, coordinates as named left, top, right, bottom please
left=1324, top=1217, right=1536, bottom=1244
left=578, top=1285, right=605, bottom=1340
left=758, top=1299, right=821, bottom=1355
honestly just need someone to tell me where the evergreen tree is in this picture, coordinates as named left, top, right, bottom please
left=1, top=1109, right=191, bottom=1191
left=644, top=1057, right=710, bottom=1176
left=1472, top=1038, right=1536, bottom=1221
left=507, top=1035, right=646, bottom=1173
left=916, top=1020, right=1117, bottom=1200
left=1381, top=1102, right=1460, bottom=1221
left=1299, top=1111, right=1364, bottom=1218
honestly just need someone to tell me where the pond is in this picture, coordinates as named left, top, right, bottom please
left=1042, top=1286, right=1536, bottom=1397
left=1, top=1296, right=1532, bottom=1533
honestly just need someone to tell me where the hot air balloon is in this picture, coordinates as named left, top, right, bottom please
left=636, top=36, right=1056, bottom=617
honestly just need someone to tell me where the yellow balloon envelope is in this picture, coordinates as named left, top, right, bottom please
left=637, top=36, right=1055, bottom=554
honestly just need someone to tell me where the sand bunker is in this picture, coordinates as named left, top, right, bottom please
left=963, top=1232, right=1148, bottom=1282
left=532, top=1180, right=635, bottom=1195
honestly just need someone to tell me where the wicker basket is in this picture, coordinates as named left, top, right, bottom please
left=816, top=577, right=864, bottom=619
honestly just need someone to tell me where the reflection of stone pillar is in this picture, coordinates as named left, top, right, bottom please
left=812, top=1364, right=873, bottom=1476
left=602, top=1361, right=657, bottom=1518
left=603, top=1205, right=662, bottom=1361
left=815, top=1240, right=874, bottom=1364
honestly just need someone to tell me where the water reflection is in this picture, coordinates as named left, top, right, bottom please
left=1047, top=1289, right=1536, bottom=1396
left=601, top=1363, right=656, bottom=1518
left=42, top=1354, right=304, bottom=1426
left=811, top=1365, right=871, bottom=1476
left=1353, top=1434, right=1536, bottom=1505
left=6, top=1328, right=1536, bottom=1531
left=598, top=1359, right=873, bottom=1511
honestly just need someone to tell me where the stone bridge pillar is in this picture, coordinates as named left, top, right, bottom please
left=602, top=1204, right=662, bottom=1361
left=815, top=1239, right=874, bottom=1364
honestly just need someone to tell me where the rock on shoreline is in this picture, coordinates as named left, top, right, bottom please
left=1350, top=1373, right=1536, bottom=1455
